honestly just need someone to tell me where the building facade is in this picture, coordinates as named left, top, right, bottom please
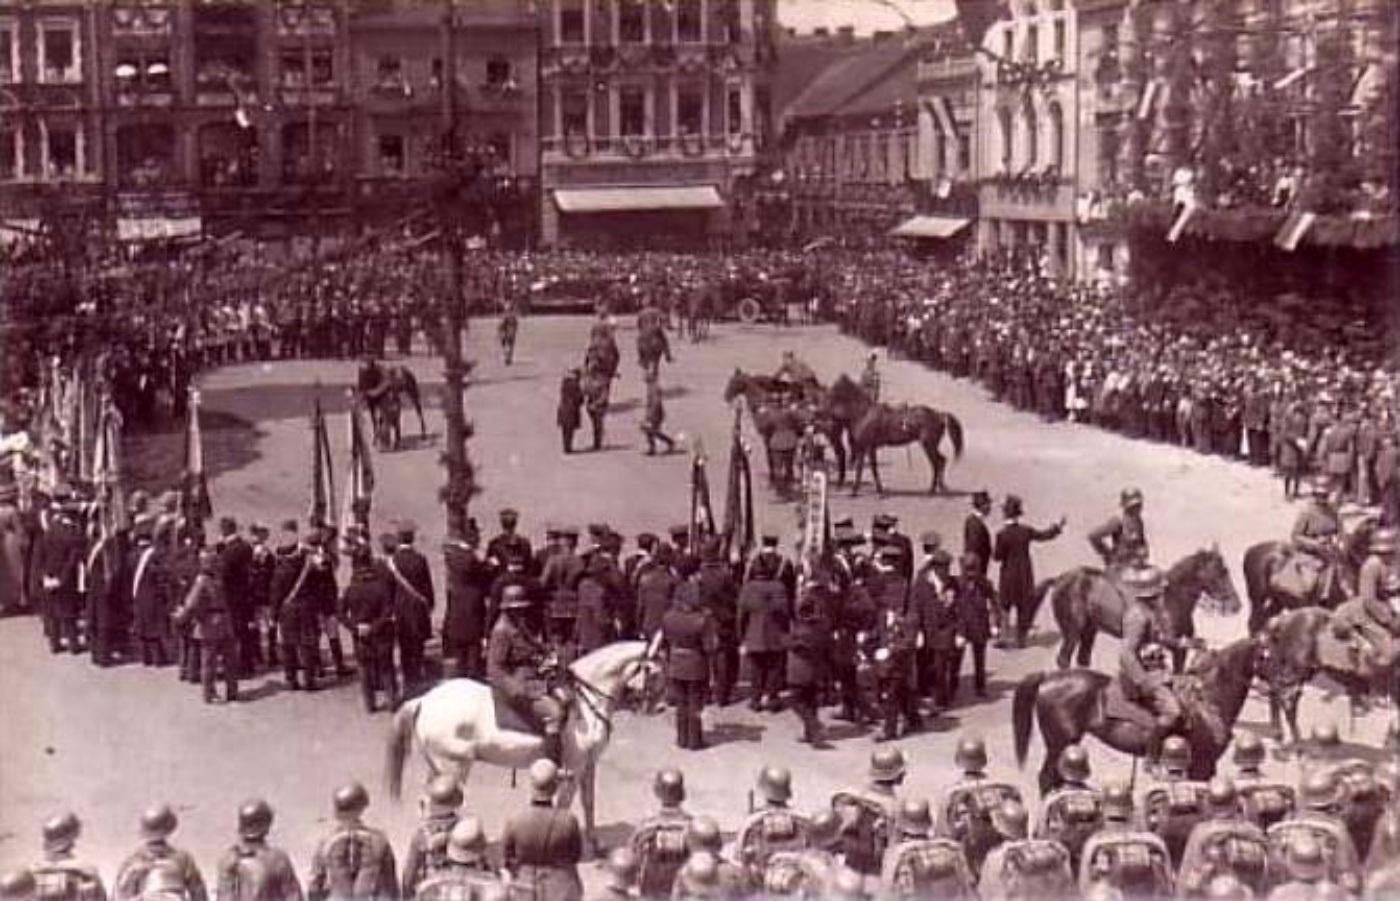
left=537, top=0, right=776, bottom=249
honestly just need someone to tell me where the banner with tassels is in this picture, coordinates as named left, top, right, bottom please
left=339, top=390, right=375, bottom=537
left=309, top=393, right=336, bottom=528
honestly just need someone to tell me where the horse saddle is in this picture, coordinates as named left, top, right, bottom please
left=1270, top=555, right=1324, bottom=603
left=1102, top=681, right=1158, bottom=732
left=490, top=688, right=544, bottom=736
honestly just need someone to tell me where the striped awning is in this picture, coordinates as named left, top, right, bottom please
left=554, top=185, right=724, bottom=213
left=890, top=215, right=971, bottom=239
left=116, top=217, right=203, bottom=242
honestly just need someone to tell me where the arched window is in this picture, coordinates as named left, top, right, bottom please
left=1047, top=101, right=1065, bottom=171
left=1023, top=98, right=1038, bottom=169
left=998, top=106, right=1013, bottom=171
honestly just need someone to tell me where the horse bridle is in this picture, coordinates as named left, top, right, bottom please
left=566, top=637, right=664, bottom=738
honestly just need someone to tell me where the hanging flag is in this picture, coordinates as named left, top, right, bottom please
left=91, top=394, right=129, bottom=537
left=1166, top=199, right=1198, bottom=244
left=309, top=393, right=336, bottom=528
left=721, top=408, right=754, bottom=563
left=689, top=442, right=715, bottom=549
left=1136, top=79, right=1160, bottom=121
left=183, top=387, right=213, bottom=524
left=1274, top=210, right=1317, bottom=252
left=339, top=390, right=375, bottom=536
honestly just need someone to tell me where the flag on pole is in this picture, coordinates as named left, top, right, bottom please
left=309, top=393, right=336, bottom=528
left=91, top=394, right=129, bottom=537
left=1166, top=199, right=1198, bottom=244
left=1136, top=79, right=1160, bottom=121
left=1274, top=210, right=1317, bottom=252
left=689, top=442, right=716, bottom=550
left=183, top=387, right=213, bottom=524
left=721, top=408, right=754, bottom=563
left=339, top=390, right=375, bottom=536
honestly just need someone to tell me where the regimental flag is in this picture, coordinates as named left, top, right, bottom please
left=91, top=393, right=129, bottom=537
left=309, top=393, right=336, bottom=528
left=721, top=409, right=755, bottom=564
left=340, top=390, right=375, bottom=535
left=183, top=387, right=213, bottom=524
left=1137, top=79, right=1161, bottom=121
left=1274, top=210, right=1317, bottom=252
left=1166, top=199, right=1198, bottom=244
left=689, top=442, right=716, bottom=550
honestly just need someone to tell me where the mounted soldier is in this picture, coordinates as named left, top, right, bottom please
left=486, top=585, right=570, bottom=771
left=1079, top=780, right=1175, bottom=900
left=1137, top=736, right=1210, bottom=870
left=977, top=801, right=1076, bottom=901
left=1034, top=745, right=1103, bottom=874
left=879, top=799, right=975, bottom=900
left=1088, top=487, right=1151, bottom=576
left=1119, top=564, right=1195, bottom=765
left=1277, top=476, right=1344, bottom=603
left=936, top=738, right=1024, bottom=876
left=1177, top=778, right=1273, bottom=898
left=1329, top=527, right=1400, bottom=684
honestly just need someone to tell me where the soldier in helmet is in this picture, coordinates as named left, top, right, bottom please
left=879, top=799, right=975, bottom=900
left=671, top=853, right=722, bottom=901
left=1178, top=778, right=1272, bottom=898
left=1137, top=735, right=1210, bottom=869
left=936, top=737, right=1024, bottom=875
left=1120, top=565, right=1195, bottom=766
left=214, top=799, right=302, bottom=901
left=488, top=585, right=569, bottom=770
left=306, top=783, right=398, bottom=901
left=680, top=817, right=749, bottom=897
left=832, top=747, right=908, bottom=875
left=1035, top=744, right=1104, bottom=874
left=1266, top=835, right=1350, bottom=901
left=627, top=769, right=692, bottom=898
left=978, top=800, right=1076, bottom=901
left=413, top=818, right=503, bottom=901
left=0, top=870, right=37, bottom=901
left=402, top=776, right=464, bottom=898
left=1079, top=780, right=1174, bottom=900
left=30, top=812, right=105, bottom=901
left=114, top=805, right=207, bottom=901
left=501, top=760, right=584, bottom=901
left=592, top=848, right=637, bottom=901
left=1331, top=526, right=1400, bottom=695
left=1366, top=762, right=1400, bottom=872
left=1267, top=770, right=1362, bottom=896
left=1286, top=476, right=1343, bottom=603
left=1231, top=732, right=1296, bottom=830
left=760, top=810, right=844, bottom=898
left=1328, top=761, right=1387, bottom=869
left=736, top=767, right=810, bottom=882
left=1088, top=488, right=1151, bottom=573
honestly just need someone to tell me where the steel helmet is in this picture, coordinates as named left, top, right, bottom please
left=139, top=804, right=178, bottom=841
left=757, top=766, right=793, bottom=803
left=529, top=760, right=560, bottom=800
left=1285, top=834, right=1327, bottom=881
left=332, top=782, right=370, bottom=817
left=1120, top=487, right=1144, bottom=509
left=1232, top=732, right=1265, bottom=769
left=897, top=798, right=933, bottom=838
left=1102, top=780, right=1133, bottom=822
left=831, top=868, right=867, bottom=901
left=1057, top=744, right=1091, bottom=784
left=1300, top=770, right=1340, bottom=811
left=604, top=847, right=639, bottom=889
left=41, top=813, right=80, bottom=851
left=808, top=809, right=842, bottom=849
left=653, top=768, right=686, bottom=805
left=1160, top=736, right=1192, bottom=773
left=954, top=737, right=988, bottom=774
left=870, top=747, right=908, bottom=783
left=236, top=799, right=274, bottom=840
left=424, top=775, right=464, bottom=814
left=1370, top=527, right=1398, bottom=554
left=0, top=869, right=36, bottom=901
left=500, top=585, right=531, bottom=609
left=446, top=817, right=487, bottom=864
left=1206, top=777, right=1238, bottom=813
left=685, top=815, right=723, bottom=853
left=1308, top=475, right=1332, bottom=497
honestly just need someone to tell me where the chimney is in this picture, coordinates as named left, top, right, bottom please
left=837, top=25, right=856, bottom=44
left=813, top=26, right=830, bottom=38
left=873, top=30, right=894, bottom=42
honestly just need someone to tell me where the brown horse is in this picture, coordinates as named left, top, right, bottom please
left=824, top=375, right=963, bottom=496
left=1046, top=547, right=1241, bottom=672
left=1242, top=517, right=1374, bottom=633
left=722, top=369, right=845, bottom=485
left=1258, top=606, right=1400, bottom=746
left=1014, top=636, right=1261, bottom=794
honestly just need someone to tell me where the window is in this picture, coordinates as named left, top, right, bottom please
left=281, top=51, right=305, bottom=86
left=957, top=131, right=971, bottom=173
left=43, top=122, right=80, bottom=178
left=0, top=23, right=15, bottom=84
left=116, top=123, right=176, bottom=186
left=1023, top=100, right=1038, bottom=168
left=619, top=87, right=646, bottom=136
left=310, top=49, right=333, bottom=85
left=619, top=0, right=646, bottom=43
left=677, top=0, right=702, bottom=42
left=1053, top=20, right=1065, bottom=61
left=1002, top=26, right=1013, bottom=61
left=0, top=128, right=18, bottom=180
left=1047, top=101, right=1064, bottom=170
left=559, top=0, right=585, bottom=43
left=486, top=57, right=512, bottom=87
left=1025, top=24, right=1038, bottom=63
left=282, top=48, right=333, bottom=87
left=561, top=88, right=589, bottom=135
left=39, top=21, right=80, bottom=83
left=1098, top=126, right=1119, bottom=184
left=376, top=55, right=402, bottom=86
left=676, top=86, right=704, bottom=135
left=726, top=86, right=742, bottom=134
left=378, top=133, right=405, bottom=174
left=115, top=53, right=173, bottom=93
left=998, top=107, right=1013, bottom=169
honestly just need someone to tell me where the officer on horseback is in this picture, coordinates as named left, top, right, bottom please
left=1120, top=565, right=1191, bottom=764
left=1288, top=476, right=1343, bottom=599
left=1332, top=527, right=1400, bottom=682
left=1088, top=488, right=1151, bottom=573
left=486, top=585, right=569, bottom=772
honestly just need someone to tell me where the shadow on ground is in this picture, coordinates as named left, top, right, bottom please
left=124, top=409, right=262, bottom=494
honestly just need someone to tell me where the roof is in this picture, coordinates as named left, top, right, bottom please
left=553, top=186, right=725, bottom=214
left=783, top=35, right=914, bottom=123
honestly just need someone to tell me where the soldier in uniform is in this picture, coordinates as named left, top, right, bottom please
left=486, top=509, right=532, bottom=574
left=785, top=592, right=831, bottom=746
left=30, top=812, right=105, bottom=901
left=870, top=599, right=921, bottom=742
left=760, top=810, right=844, bottom=898
left=305, top=527, right=350, bottom=680
left=1035, top=745, right=1104, bottom=874
left=738, top=552, right=789, bottom=712
left=860, top=352, right=881, bottom=403
left=36, top=492, right=85, bottom=654
left=1231, top=732, right=1296, bottom=830
left=832, top=747, right=907, bottom=875
left=307, top=782, right=398, bottom=901
left=172, top=547, right=239, bottom=704
left=693, top=537, right=738, bottom=706
left=1331, top=527, right=1400, bottom=684
left=247, top=523, right=276, bottom=670
left=679, top=818, right=749, bottom=898
left=1120, top=565, right=1193, bottom=764
left=1137, top=736, right=1210, bottom=869
left=501, top=760, right=584, bottom=901
left=1266, top=835, right=1350, bottom=901
left=593, top=848, right=637, bottom=901
left=910, top=547, right=959, bottom=710
left=1087, top=488, right=1151, bottom=573
left=114, top=805, right=208, bottom=901
left=413, top=818, right=502, bottom=901
left=879, top=799, right=976, bottom=900
left=214, top=799, right=302, bottom=901
left=386, top=521, right=435, bottom=691
left=1266, top=770, right=1362, bottom=896
left=1178, top=778, right=1272, bottom=898
left=557, top=369, right=584, bottom=455
left=339, top=537, right=398, bottom=713
left=1287, top=477, right=1343, bottom=602
left=660, top=577, right=718, bottom=750
left=271, top=521, right=320, bottom=691
left=401, top=776, right=463, bottom=899
left=736, top=767, right=810, bottom=882
left=1080, top=780, right=1175, bottom=900
left=442, top=524, right=492, bottom=678
left=0, top=870, right=36, bottom=901
left=978, top=800, right=1076, bottom=901
left=936, top=737, right=1025, bottom=874
left=488, top=585, right=568, bottom=768
left=130, top=524, right=171, bottom=667
left=626, top=769, right=692, bottom=898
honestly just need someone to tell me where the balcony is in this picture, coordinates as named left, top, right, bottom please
left=276, top=5, right=337, bottom=39
left=916, top=55, right=976, bottom=85
left=542, top=131, right=754, bottom=163
left=111, top=5, right=173, bottom=38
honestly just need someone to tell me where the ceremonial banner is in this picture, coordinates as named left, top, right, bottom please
left=309, top=394, right=336, bottom=527
left=183, top=388, right=213, bottom=523
left=339, top=391, right=375, bottom=535
left=689, top=445, right=716, bottom=549
left=91, top=395, right=129, bottom=537
left=1274, top=210, right=1317, bottom=253
left=721, top=410, right=754, bottom=563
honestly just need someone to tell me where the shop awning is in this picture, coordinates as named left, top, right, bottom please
left=554, top=185, right=724, bottom=213
left=117, top=216, right=203, bottom=242
left=890, top=215, right=971, bottom=239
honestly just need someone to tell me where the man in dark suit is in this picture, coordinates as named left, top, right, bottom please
left=962, top=491, right=993, bottom=580
left=993, top=495, right=1065, bottom=648
left=442, top=520, right=492, bottom=678
left=215, top=516, right=256, bottom=676
left=910, top=548, right=960, bottom=709
left=738, top=553, right=789, bottom=712
left=36, top=493, right=86, bottom=654
left=386, top=520, right=435, bottom=689
left=953, top=552, right=997, bottom=698
left=871, top=513, right=913, bottom=583
left=487, top=508, right=533, bottom=573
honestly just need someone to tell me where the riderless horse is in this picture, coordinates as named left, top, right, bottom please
left=358, top=359, right=426, bottom=450
left=384, top=639, right=664, bottom=855
left=824, top=375, right=964, bottom=496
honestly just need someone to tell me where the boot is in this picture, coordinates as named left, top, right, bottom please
left=330, top=638, right=352, bottom=677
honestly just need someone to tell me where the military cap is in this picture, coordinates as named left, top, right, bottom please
left=871, top=513, right=897, bottom=531
left=928, top=548, right=953, bottom=568
left=139, top=804, right=178, bottom=840
left=499, top=508, right=519, bottom=521
left=669, top=524, right=690, bottom=540
left=280, top=518, right=299, bottom=534
left=446, top=817, right=487, bottom=863
left=761, top=533, right=779, bottom=547
left=808, top=809, right=842, bottom=848
left=954, top=736, right=988, bottom=774
left=237, top=799, right=274, bottom=840
left=425, top=774, right=464, bottom=813
left=396, top=519, right=417, bottom=541
left=971, top=490, right=992, bottom=510
left=898, top=798, right=933, bottom=837
left=41, top=812, right=80, bottom=851
left=529, top=759, right=560, bottom=800
left=1057, top=744, right=1091, bottom=784
left=635, top=532, right=658, bottom=550
left=653, top=768, right=686, bottom=804
left=558, top=525, right=579, bottom=539
left=757, top=766, right=793, bottom=803
left=218, top=516, right=238, bottom=534
left=870, top=747, right=907, bottom=782
left=332, top=782, right=370, bottom=816
left=1161, top=736, right=1192, bottom=772
left=1102, top=779, right=1133, bottom=821
left=1206, top=777, right=1238, bottom=812
left=919, top=530, right=943, bottom=550
left=378, top=532, right=399, bottom=551
left=676, top=852, right=719, bottom=893
left=1284, top=834, right=1327, bottom=881
left=685, top=815, right=723, bottom=852
left=248, top=521, right=269, bottom=537
left=1370, top=527, right=1398, bottom=554
left=1120, top=487, right=1144, bottom=509
left=0, top=869, right=36, bottom=901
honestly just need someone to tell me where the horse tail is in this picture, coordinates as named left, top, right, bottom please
left=385, top=696, right=421, bottom=802
left=944, top=413, right=964, bottom=459
left=1014, top=671, right=1045, bottom=768
left=1030, top=577, right=1056, bottom=632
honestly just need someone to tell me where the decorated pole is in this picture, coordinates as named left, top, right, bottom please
left=340, top=388, right=376, bottom=538
left=309, top=390, right=336, bottom=529
left=182, top=386, right=212, bottom=526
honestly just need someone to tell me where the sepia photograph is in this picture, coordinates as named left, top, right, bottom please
left=0, top=0, right=1396, bottom=898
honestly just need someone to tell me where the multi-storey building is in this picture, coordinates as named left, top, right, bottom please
left=899, top=25, right=978, bottom=250
left=537, top=0, right=776, bottom=249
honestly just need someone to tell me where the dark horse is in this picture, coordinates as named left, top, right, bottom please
left=824, top=375, right=963, bottom=496
left=358, top=360, right=426, bottom=451
left=1014, top=636, right=1262, bottom=794
left=722, top=369, right=845, bottom=487
left=1242, top=517, right=1374, bottom=633
left=1045, top=547, right=1241, bottom=672
left=1258, top=606, right=1400, bottom=746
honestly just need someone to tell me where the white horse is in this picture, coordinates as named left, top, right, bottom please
left=384, top=639, right=663, bottom=852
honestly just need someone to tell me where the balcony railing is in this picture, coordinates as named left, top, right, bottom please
left=111, top=5, right=173, bottom=37
left=542, top=132, right=755, bottom=160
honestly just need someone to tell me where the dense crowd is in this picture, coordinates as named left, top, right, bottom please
left=2, top=727, right=1397, bottom=900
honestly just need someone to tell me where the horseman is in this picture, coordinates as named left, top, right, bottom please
left=1331, top=527, right=1400, bottom=679
left=1088, top=488, right=1150, bottom=575
left=1288, top=476, right=1343, bottom=600
left=774, top=351, right=817, bottom=399
left=487, top=585, right=570, bottom=772
left=860, top=353, right=882, bottom=403
left=1119, top=565, right=1192, bottom=765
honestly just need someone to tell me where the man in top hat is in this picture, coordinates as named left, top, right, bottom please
left=502, top=760, right=584, bottom=901
left=963, top=491, right=993, bottom=580
left=992, top=495, right=1065, bottom=647
left=30, top=813, right=104, bottom=901
left=386, top=519, right=435, bottom=691
left=487, top=508, right=532, bottom=573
